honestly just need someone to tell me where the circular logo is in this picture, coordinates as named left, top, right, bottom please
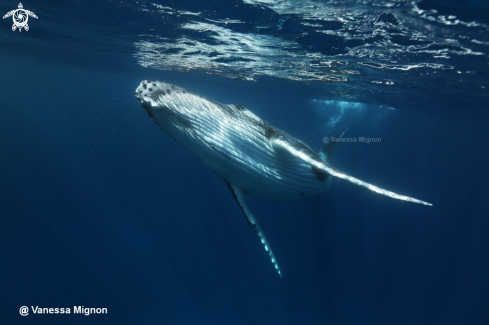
left=13, top=9, right=28, bottom=28
left=322, top=136, right=329, bottom=144
left=3, top=3, right=38, bottom=32
left=19, top=306, right=29, bottom=316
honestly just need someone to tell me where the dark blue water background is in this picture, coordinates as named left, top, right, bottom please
left=1, top=0, right=488, bottom=324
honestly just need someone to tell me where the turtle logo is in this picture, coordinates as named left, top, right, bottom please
left=3, top=3, right=37, bottom=32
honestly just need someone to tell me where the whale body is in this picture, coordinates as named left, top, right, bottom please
left=135, top=80, right=431, bottom=276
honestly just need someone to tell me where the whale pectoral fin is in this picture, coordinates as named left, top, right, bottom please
left=272, top=137, right=432, bottom=206
left=319, top=127, right=348, bottom=162
left=227, top=183, right=283, bottom=277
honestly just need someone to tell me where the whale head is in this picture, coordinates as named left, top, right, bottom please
left=135, top=80, right=195, bottom=117
left=135, top=79, right=219, bottom=137
left=135, top=80, right=181, bottom=108
left=135, top=79, right=227, bottom=120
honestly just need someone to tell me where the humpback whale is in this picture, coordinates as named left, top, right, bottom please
left=135, top=80, right=432, bottom=277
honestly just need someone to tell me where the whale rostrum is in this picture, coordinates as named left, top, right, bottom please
left=135, top=80, right=432, bottom=277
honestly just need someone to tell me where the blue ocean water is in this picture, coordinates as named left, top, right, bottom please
left=1, top=0, right=488, bottom=324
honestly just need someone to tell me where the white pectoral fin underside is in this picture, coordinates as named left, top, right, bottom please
left=227, top=184, right=282, bottom=277
left=272, top=137, right=433, bottom=206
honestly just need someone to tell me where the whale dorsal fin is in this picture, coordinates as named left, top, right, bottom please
left=227, top=183, right=282, bottom=277
left=271, top=137, right=432, bottom=206
left=227, top=104, right=264, bottom=123
left=319, top=127, right=348, bottom=162
left=232, top=104, right=247, bottom=111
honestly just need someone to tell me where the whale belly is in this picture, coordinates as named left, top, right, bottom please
left=170, top=113, right=330, bottom=202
